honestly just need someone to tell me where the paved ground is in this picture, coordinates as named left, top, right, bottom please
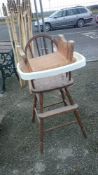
left=0, top=61, right=98, bottom=175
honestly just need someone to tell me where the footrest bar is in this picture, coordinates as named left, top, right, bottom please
left=37, top=104, right=78, bottom=119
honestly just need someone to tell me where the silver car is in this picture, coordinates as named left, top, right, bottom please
left=34, top=6, right=93, bottom=31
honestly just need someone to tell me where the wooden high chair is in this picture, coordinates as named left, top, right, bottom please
left=17, top=34, right=87, bottom=153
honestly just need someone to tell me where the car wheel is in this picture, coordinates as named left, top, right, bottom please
left=45, top=23, right=51, bottom=32
left=77, top=19, right=84, bottom=28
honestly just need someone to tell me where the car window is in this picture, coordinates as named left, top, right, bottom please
left=72, top=9, right=79, bottom=14
left=49, top=10, right=61, bottom=18
left=62, top=10, right=67, bottom=17
left=77, top=8, right=87, bottom=13
left=66, top=9, right=78, bottom=16
left=49, top=10, right=63, bottom=18
left=54, top=10, right=63, bottom=18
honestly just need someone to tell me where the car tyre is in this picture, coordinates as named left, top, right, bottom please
left=45, top=23, right=51, bottom=32
left=77, top=19, right=84, bottom=28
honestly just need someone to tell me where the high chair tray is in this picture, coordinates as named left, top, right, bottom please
left=17, top=52, right=86, bottom=80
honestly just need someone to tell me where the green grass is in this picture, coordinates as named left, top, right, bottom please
left=91, top=9, right=98, bottom=14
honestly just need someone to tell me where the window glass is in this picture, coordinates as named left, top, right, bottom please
left=62, top=10, right=67, bottom=16
left=53, top=10, right=63, bottom=18
left=66, top=9, right=78, bottom=16
left=49, top=10, right=63, bottom=18
left=72, top=9, right=79, bottom=14
left=77, top=8, right=87, bottom=13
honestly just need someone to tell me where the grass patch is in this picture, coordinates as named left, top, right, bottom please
left=92, top=9, right=98, bottom=14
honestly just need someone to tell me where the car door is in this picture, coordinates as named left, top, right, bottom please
left=63, top=8, right=78, bottom=26
left=50, top=10, right=66, bottom=28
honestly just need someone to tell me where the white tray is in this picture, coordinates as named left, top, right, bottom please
left=17, top=51, right=86, bottom=80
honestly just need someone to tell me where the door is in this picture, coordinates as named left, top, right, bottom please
left=50, top=10, right=66, bottom=28
left=64, top=9, right=78, bottom=26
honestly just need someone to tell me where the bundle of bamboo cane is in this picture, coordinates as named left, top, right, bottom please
left=2, top=0, right=33, bottom=88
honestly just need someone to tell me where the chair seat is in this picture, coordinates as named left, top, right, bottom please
left=33, top=73, right=73, bottom=92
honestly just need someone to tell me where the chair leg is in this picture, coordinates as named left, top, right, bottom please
left=32, top=95, right=37, bottom=122
left=64, top=87, right=74, bottom=105
left=40, top=119, right=44, bottom=154
left=39, top=93, right=44, bottom=113
left=60, top=88, right=68, bottom=106
left=39, top=93, right=44, bottom=153
left=64, top=87, right=87, bottom=138
left=74, top=109, right=87, bottom=138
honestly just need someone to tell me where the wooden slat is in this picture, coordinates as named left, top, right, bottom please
left=37, top=104, right=78, bottom=119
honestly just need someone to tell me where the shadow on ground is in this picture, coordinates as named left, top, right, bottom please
left=0, top=61, right=98, bottom=175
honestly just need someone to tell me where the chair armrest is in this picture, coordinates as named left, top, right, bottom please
left=16, top=45, right=32, bottom=72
